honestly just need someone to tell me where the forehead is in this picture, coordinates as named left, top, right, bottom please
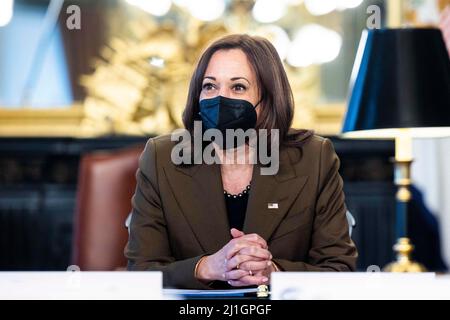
left=204, top=49, right=255, bottom=80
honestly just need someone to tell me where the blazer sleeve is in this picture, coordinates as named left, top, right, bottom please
left=273, top=138, right=358, bottom=271
left=124, top=138, right=211, bottom=289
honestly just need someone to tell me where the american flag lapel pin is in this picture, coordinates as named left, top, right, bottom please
left=268, top=203, right=278, bottom=209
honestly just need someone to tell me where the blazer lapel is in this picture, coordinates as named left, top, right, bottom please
left=167, top=163, right=231, bottom=254
left=243, top=148, right=309, bottom=241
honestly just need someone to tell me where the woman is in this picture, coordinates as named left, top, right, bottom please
left=125, top=34, right=357, bottom=289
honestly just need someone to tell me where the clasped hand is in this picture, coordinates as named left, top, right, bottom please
left=196, top=228, right=275, bottom=287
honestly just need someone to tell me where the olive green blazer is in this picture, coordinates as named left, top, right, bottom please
left=125, top=134, right=358, bottom=289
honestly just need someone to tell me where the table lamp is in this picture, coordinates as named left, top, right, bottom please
left=342, top=28, right=450, bottom=272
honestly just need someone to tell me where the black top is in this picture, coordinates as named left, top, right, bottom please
left=224, top=183, right=251, bottom=231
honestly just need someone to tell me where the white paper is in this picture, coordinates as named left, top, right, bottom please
left=0, top=271, right=163, bottom=300
left=270, top=272, right=450, bottom=300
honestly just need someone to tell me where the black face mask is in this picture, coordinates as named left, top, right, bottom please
left=198, top=95, right=260, bottom=149
left=198, top=95, right=259, bottom=131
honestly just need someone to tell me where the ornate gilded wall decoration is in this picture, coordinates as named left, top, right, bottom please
left=79, top=1, right=346, bottom=136
left=81, top=11, right=228, bottom=135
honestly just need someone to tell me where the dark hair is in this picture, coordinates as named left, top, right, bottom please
left=182, top=34, right=313, bottom=148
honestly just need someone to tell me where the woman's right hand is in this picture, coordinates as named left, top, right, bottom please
left=196, top=231, right=271, bottom=284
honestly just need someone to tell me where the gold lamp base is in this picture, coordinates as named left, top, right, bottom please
left=383, top=237, right=426, bottom=272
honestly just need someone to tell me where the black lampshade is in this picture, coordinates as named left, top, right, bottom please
left=342, top=28, right=450, bottom=138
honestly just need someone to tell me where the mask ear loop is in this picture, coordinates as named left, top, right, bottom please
left=248, top=99, right=262, bottom=150
left=254, top=99, right=262, bottom=109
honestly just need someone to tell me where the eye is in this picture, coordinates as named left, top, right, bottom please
left=202, top=82, right=216, bottom=91
left=232, top=83, right=247, bottom=92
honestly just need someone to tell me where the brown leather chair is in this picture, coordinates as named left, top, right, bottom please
left=72, top=145, right=144, bottom=270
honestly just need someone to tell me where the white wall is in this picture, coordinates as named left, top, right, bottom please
left=412, top=138, right=450, bottom=267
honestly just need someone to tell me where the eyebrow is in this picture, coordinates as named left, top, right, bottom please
left=203, top=76, right=251, bottom=84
